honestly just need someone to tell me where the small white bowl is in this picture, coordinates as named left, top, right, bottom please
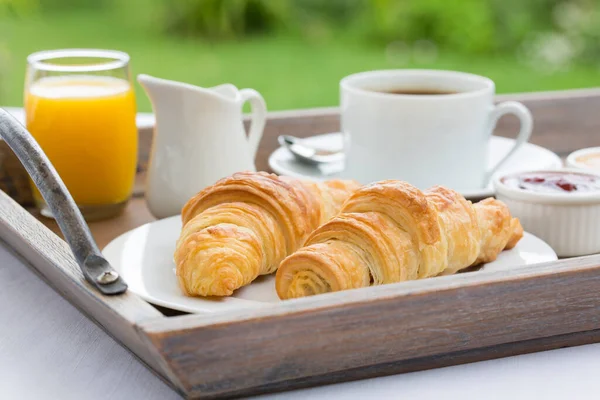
left=566, top=147, right=600, bottom=172
left=494, top=169, right=600, bottom=257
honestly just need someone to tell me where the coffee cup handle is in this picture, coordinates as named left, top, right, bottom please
left=484, top=101, right=533, bottom=185
left=240, top=88, right=267, bottom=159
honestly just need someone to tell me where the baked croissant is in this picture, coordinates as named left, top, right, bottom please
left=175, top=171, right=360, bottom=297
left=276, top=180, right=524, bottom=299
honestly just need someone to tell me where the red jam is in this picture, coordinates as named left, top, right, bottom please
left=502, top=172, right=600, bottom=193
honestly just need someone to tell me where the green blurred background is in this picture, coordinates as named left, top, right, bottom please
left=1, top=0, right=599, bottom=112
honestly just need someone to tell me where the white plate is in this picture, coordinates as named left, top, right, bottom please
left=268, top=133, right=563, bottom=199
left=102, top=216, right=558, bottom=314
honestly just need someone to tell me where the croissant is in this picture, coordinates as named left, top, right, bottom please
left=175, top=171, right=360, bottom=297
left=276, top=180, right=524, bottom=299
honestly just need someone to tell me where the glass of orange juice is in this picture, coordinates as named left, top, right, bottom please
left=25, top=49, right=138, bottom=221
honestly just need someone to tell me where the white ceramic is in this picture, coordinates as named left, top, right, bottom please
left=269, top=133, right=563, bottom=199
left=566, top=147, right=600, bottom=171
left=138, top=74, right=267, bottom=219
left=494, top=169, right=600, bottom=257
left=340, top=70, right=533, bottom=190
left=102, top=216, right=557, bottom=314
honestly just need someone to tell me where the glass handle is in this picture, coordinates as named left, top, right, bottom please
left=0, top=108, right=127, bottom=295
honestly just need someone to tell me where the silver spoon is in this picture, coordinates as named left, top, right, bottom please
left=278, top=135, right=345, bottom=165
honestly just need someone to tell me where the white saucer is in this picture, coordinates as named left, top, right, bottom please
left=268, top=133, right=563, bottom=199
left=102, top=216, right=557, bottom=314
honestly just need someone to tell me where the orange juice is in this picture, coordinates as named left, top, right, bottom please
left=25, top=75, right=138, bottom=208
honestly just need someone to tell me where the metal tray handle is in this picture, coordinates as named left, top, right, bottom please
left=0, top=108, right=127, bottom=295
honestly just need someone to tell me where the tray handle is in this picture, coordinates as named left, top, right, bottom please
left=0, top=108, right=127, bottom=295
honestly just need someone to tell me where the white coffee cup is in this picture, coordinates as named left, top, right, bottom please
left=340, top=69, right=533, bottom=190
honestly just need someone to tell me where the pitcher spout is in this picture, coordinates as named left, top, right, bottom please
left=138, top=74, right=239, bottom=104
left=137, top=74, right=174, bottom=104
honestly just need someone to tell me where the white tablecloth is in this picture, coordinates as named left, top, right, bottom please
left=2, top=241, right=600, bottom=400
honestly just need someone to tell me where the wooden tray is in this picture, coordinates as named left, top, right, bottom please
left=2, top=89, right=600, bottom=399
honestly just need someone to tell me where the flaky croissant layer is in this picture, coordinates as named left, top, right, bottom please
left=175, top=172, right=360, bottom=296
left=276, top=181, right=523, bottom=300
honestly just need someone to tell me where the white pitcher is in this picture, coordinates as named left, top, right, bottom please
left=138, top=74, right=267, bottom=219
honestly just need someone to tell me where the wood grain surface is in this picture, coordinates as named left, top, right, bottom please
left=32, top=196, right=155, bottom=249
left=139, top=253, right=600, bottom=398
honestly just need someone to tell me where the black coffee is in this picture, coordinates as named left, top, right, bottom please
left=376, top=88, right=458, bottom=95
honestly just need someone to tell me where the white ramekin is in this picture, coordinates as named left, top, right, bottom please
left=493, top=169, right=600, bottom=257
left=566, top=147, right=600, bottom=172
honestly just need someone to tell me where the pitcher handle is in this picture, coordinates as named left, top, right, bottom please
left=239, top=89, right=267, bottom=158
